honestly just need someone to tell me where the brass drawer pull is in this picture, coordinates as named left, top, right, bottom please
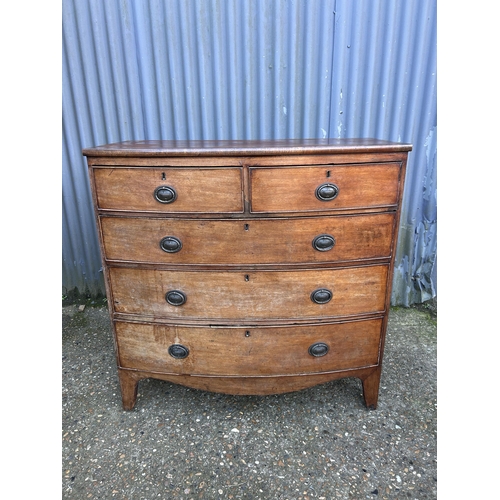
left=315, top=183, right=339, bottom=201
left=310, top=288, right=332, bottom=304
left=308, top=342, right=329, bottom=357
left=168, top=344, right=189, bottom=359
left=165, top=290, right=186, bottom=306
left=159, top=236, right=182, bottom=253
left=154, top=185, right=177, bottom=204
left=312, top=234, right=336, bottom=251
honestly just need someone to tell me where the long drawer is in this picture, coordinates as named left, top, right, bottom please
left=93, top=167, right=244, bottom=213
left=109, top=265, right=388, bottom=321
left=100, top=213, right=395, bottom=265
left=116, top=318, right=383, bottom=376
left=250, top=163, right=401, bottom=213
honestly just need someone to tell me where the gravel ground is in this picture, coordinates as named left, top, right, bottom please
left=62, top=304, right=437, bottom=499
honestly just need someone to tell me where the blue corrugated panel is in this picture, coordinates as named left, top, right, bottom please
left=62, top=0, right=436, bottom=305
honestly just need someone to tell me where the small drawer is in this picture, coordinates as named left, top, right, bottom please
left=109, top=265, right=388, bottom=321
left=93, top=167, right=243, bottom=213
left=101, top=213, right=395, bottom=265
left=115, top=318, right=383, bottom=376
left=249, top=163, right=401, bottom=213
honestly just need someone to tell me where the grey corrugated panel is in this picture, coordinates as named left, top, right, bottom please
left=125, top=0, right=336, bottom=140
left=392, top=0, right=437, bottom=306
left=62, top=33, right=103, bottom=296
left=329, top=0, right=437, bottom=305
left=62, top=0, right=436, bottom=305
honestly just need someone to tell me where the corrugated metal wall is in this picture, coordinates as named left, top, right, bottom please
left=62, top=0, right=436, bottom=306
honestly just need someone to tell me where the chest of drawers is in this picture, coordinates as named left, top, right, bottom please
left=83, top=139, right=411, bottom=410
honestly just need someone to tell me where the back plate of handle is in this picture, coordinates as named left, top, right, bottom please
left=315, top=183, right=339, bottom=201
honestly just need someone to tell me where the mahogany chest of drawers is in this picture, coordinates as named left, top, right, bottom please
left=83, top=138, right=411, bottom=410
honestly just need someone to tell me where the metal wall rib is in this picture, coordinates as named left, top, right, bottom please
left=62, top=0, right=436, bottom=305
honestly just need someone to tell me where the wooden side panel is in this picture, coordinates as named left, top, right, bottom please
left=109, top=265, right=389, bottom=321
left=93, top=167, right=243, bottom=213
left=116, top=318, right=383, bottom=375
left=100, top=213, right=396, bottom=265
left=250, top=163, right=401, bottom=213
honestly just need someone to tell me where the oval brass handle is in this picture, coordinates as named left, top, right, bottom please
left=315, top=183, right=339, bottom=201
left=310, top=288, right=332, bottom=304
left=308, top=342, right=329, bottom=357
left=160, top=236, right=182, bottom=253
left=168, top=344, right=189, bottom=359
left=154, top=185, right=177, bottom=204
left=165, top=290, right=186, bottom=306
left=312, top=234, right=336, bottom=252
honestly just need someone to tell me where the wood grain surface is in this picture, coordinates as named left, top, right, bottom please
left=93, top=167, right=243, bottom=212
left=100, top=213, right=395, bottom=265
left=109, top=265, right=388, bottom=321
left=115, top=318, right=383, bottom=376
left=83, top=138, right=412, bottom=157
left=250, top=163, right=401, bottom=212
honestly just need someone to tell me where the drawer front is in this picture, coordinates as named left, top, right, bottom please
left=250, top=163, right=400, bottom=213
left=110, top=265, right=388, bottom=321
left=101, top=213, right=395, bottom=265
left=93, top=167, right=243, bottom=213
left=116, top=318, right=383, bottom=375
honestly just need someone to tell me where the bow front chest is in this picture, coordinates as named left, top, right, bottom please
left=83, top=139, right=411, bottom=410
